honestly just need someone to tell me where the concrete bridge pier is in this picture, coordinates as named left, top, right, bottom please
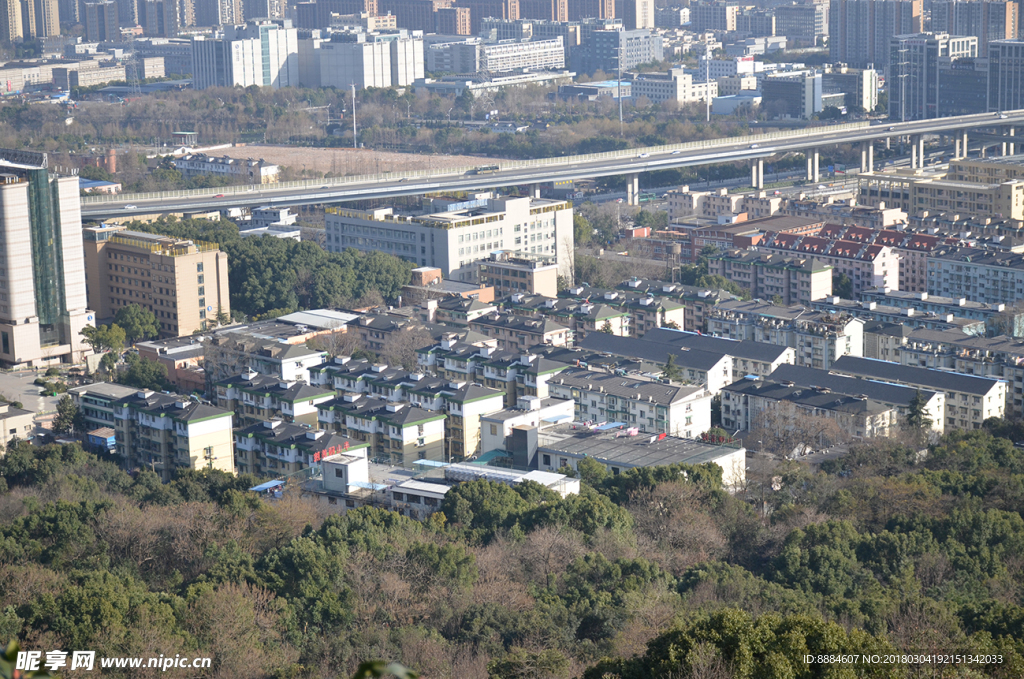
left=806, top=150, right=819, bottom=182
left=752, top=159, right=764, bottom=189
left=530, top=183, right=541, bottom=198
left=626, top=174, right=639, bottom=205
left=860, top=141, right=873, bottom=173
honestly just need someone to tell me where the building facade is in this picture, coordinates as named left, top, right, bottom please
left=191, top=19, right=298, bottom=89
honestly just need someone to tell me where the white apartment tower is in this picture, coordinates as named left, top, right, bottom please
left=0, top=149, right=92, bottom=367
left=191, top=18, right=298, bottom=89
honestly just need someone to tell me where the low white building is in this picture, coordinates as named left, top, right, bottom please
left=480, top=395, right=576, bottom=454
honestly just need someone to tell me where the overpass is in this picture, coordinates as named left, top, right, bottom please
left=79, top=110, right=1024, bottom=219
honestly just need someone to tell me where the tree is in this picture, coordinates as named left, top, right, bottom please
left=118, top=354, right=170, bottom=391
left=833, top=272, right=853, bottom=299
left=573, top=213, right=592, bottom=245
left=600, top=320, right=613, bottom=334
left=52, top=395, right=83, bottom=435
left=905, top=390, right=933, bottom=444
left=80, top=324, right=126, bottom=353
left=576, top=456, right=609, bottom=486
left=663, top=353, right=682, bottom=381
left=114, top=304, right=159, bottom=344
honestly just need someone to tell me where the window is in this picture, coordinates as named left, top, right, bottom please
left=393, top=492, right=404, bottom=501
left=334, top=468, right=344, bottom=478
left=489, top=424, right=497, bottom=435
left=542, top=454, right=551, bottom=466
left=328, top=497, right=337, bottom=505
left=197, top=263, right=204, bottom=272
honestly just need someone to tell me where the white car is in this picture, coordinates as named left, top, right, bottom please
left=124, top=204, right=136, bottom=209
left=638, top=153, right=650, bottom=159
left=749, top=143, right=759, bottom=149
left=1000, top=114, right=1009, bottom=119
left=671, top=150, right=681, bottom=155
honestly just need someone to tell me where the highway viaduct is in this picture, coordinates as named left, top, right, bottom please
left=76, top=109, right=1024, bottom=220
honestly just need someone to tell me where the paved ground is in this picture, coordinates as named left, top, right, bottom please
left=0, top=370, right=64, bottom=439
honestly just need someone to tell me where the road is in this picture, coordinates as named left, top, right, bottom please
left=81, top=110, right=1024, bottom=219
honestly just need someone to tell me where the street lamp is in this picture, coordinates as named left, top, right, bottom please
left=447, top=107, right=454, bottom=125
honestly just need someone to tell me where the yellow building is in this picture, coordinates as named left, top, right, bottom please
left=83, top=224, right=230, bottom=338
left=113, top=389, right=235, bottom=481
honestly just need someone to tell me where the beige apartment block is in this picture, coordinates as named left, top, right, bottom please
left=83, top=224, right=230, bottom=338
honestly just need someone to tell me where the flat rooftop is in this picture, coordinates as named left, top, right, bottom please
left=539, top=426, right=741, bottom=468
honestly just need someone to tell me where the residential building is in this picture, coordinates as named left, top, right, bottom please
left=70, top=382, right=141, bottom=433
left=235, top=419, right=369, bottom=476
left=761, top=70, right=823, bottom=119
left=468, top=312, right=572, bottom=351
left=932, top=0, right=1017, bottom=52
left=0, top=402, right=32, bottom=448
left=707, top=250, right=834, bottom=305
left=84, top=0, right=119, bottom=42
left=631, top=67, right=718, bottom=104
left=616, top=0, right=652, bottom=29
left=775, top=3, right=828, bottom=46
left=453, top=0, right=520, bottom=33
left=440, top=383, right=505, bottom=460
left=690, top=1, right=737, bottom=31
left=310, top=30, right=425, bottom=89
left=706, top=300, right=864, bottom=370
left=818, top=300, right=986, bottom=334
left=829, top=354, right=1005, bottom=430
left=806, top=223, right=937, bottom=293
left=22, top=0, right=57, bottom=37
left=191, top=19, right=299, bottom=89
left=0, top=0, right=22, bottom=43
left=480, top=395, right=575, bottom=453
left=173, top=154, right=280, bottom=183
left=137, top=335, right=207, bottom=393
left=821, top=62, right=878, bottom=111
left=548, top=366, right=713, bottom=438
left=477, top=37, right=565, bottom=72
left=478, top=250, right=559, bottom=297
left=888, top=32, right=978, bottom=120
left=989, top=39, right=1024, bottom=112
left=721, top=369, right=935, bottom=441
left=829, top=0, right=923, bottom=71
left=860, top=287, right=1024, bottom=335
left=736, top=8, right=775, bottom=36
left=317, top=395, right=446, bottom=465
left=82, top=224, right=230, bottom=338
left=572, top=27, right=663, bottom=75
left=926, top=247, right=1024, bottom=305
left=758, top=232, right=899, bottom=293
left=0, top=150, right=91, bottom=368
left=113, top=389, right=235, bottom=481
left=214, top=370, right=334, bottom=427
left=324, top=195, right=574, bottom=282
left=203, top=330, right=326, bottom=388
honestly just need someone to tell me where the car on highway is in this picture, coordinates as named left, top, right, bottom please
left=399, top=177, right=408, bottom=182
left=887, top=127, right=895, bottom=131
left=749, top=144, right=759, bottom=149
left=213, top=194, right=225, bottom=198
left=124, top=204, right=136, bottom=209
left=1000, top=113, right=1009, bottom=119
left=671, top=150, right=681, bottom=155
left=321, top=185, right=329, bottom=189
left=638, top=153, right=650, bottom=158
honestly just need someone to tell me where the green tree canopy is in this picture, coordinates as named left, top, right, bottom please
left=114, top=304, right=159, bottom=344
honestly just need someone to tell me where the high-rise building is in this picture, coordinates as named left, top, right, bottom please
left=931, top=0, right=1017, bottom=53
left=821, top=62, right=879, bottom=111
left=117, top=0, right=138, bottom=26
left=0, top=0, right=22, bottom=43
left=193, top=0, right=239, bottom=25
left=989, top=39, right=1024, bottom=111
left=306, top=29, right=424, bottom=88
left=519, top=0, right=565, bottom=21
left=435, top=5, right=470, bottom=32
left=736, top=8, right=774, bottom=36
left=775, top=3, right=828, bottom=46
left=191, top=19, right=298, bottom=88
left=690, top=1, right=737, bottom=31
left=614, top=0, right=652, bottom=29
left=0, top=150, right=91, bottom=368
left=82, top=224, right=230, bottom=338
left=378, top=0, right=448, bottom=31
left=19, top=0, right=34, bottom=36
left=888, top=32, right=978, bottom=119
left=566, top=0, right=611, bottom=20
left=454, top=0, right=518, bottom=33
left=84, top=0, right=119, bottom=41
left=761, top=70, right=823, bottom=118
left=140, top=0, right=180, bottom=36
left=829, top=0, right=922, bottom=71
left=573, top=26, right=662, bottom=75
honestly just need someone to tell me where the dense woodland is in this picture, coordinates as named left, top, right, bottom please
left=1, top=421, right=1024, bottom=678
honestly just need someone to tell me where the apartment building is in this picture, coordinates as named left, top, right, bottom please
left=235, top=419, right=369, bottom=476
left=631, top=68, right=718, bottom=105
left=926, top=248, right=1024, bottom=306
left=441, top=383, right=505, bottom=460
left=759, top=232, right=899, bottom=293
left=113, top=390, right=235, bottom=481
left=70, top=383, right=140, bottom=432
left=707, top=300, right=864, bottom=370
left=548, top=366, right=712, bottom=439
left=804, top=223, right=937, bottom=293
left=214, top=370, right=334, bottom=427
left=316, top=395, right=446, bottom=465
left=775, top=3, right=828, bottom=46
left=690, top=1, right=737, bottom=31
left=173, top=154, right=280, bottom=184
left=203, top=331, right=326, bottom=387
left=82, top=224, right=230, bottom=338
left=988, top=39, right=1024, bottom=112
left=888, top=33, right=978, bottom=121
left=932, top=0, right=1017, bottom=52
left=306, top=29, right=425, bottom=89
left=860, top=287, right=1024, bottom=335
left=324, top=195, right=574, bottom=282
left=192, top=19, right=298, bottom=89
left=467, top=313, right=572, bottom=351
left=830, top=354, right=1005, bottom=430
left=479, top=395, right=575, bottom=453
left=707, top=250, right=833, bottom=306
left=136, top=336, right=206, bottom=394
left=721, top=371, right=929, bottom=441
left=829, top=0, right=922, bottom=71
left=812, top=297, right=985, bottom=334
left=478, top=250, right=559, bottom=297
left=0, top=150, right=91, bottom=368
left=821, top=63, right=879, bottom=111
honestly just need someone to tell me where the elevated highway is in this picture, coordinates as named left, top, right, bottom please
left=79, top=110, right=1024, bottom=219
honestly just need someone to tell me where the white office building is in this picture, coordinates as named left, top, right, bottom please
left=302, top=30, right=424, bottom=89
left=191, top=19, right=299, bottom=89
left=324, top=194, right=574, bottom=282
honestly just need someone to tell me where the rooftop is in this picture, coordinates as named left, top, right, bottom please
left=538, top=426, right=741, bottom=468
left=830, top=355, right=1005, bottom=396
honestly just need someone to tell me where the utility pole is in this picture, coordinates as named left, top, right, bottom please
left=351, top=84, right=357, bottom=149
left=617, top=43, right=623, bottom=137
left=705, top=40, right=711, bottom=123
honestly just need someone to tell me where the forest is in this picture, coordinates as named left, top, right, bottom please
left=120, top=217, right=413, bottom=319
left=1, top=421, right=1024, bottom=678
